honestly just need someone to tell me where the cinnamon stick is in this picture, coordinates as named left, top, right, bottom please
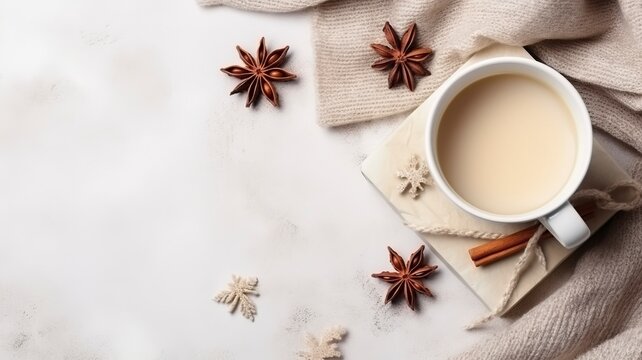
left=468, top=202, right=596, bottom=267
left=469, top=224, right=542, bottom=262
left=473, top=242, right=529, bottom=267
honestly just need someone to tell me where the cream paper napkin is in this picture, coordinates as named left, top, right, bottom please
left=361, top=44, right=633, bottom=312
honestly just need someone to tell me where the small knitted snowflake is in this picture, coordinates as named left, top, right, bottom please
left=214, top=275, right=259, bottom=321
left=397, top=155, right=432, bottom=198
left=297, top=326, right=347, bottom=360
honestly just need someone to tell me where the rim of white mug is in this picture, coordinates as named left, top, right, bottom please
left=424, top=57, right=593, bottom=223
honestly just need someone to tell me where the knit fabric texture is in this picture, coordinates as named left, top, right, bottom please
left=201, top=0, right=642, bottom=358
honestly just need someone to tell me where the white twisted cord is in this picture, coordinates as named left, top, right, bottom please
left=404, top=223, right=505, bottom=240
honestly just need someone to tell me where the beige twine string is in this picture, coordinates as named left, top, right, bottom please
left=404, top=224, right=505, bottom=240
left=406, top=179, right=642, bottom=329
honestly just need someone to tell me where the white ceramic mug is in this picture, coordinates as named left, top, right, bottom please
left=424, top=57, right=593, bottom=249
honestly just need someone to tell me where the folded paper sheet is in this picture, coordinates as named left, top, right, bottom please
left=361, top=45, right=633, bottom=312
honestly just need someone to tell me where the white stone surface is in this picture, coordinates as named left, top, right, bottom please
left=4, top=1, right=634, bottom=359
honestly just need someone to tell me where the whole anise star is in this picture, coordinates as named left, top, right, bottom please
left=372, top=245, right=438, bottom=310
left=370, top=22, right=433, bottom=91
left=221, top=37, right=297, bottom=107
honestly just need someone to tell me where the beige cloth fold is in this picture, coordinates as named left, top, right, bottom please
left=201, top=0, right=642, bottom=358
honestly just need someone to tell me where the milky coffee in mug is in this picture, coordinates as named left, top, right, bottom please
left=425, top=57, right=593, bottom=249
left=437, top=73, right=577, bottom=215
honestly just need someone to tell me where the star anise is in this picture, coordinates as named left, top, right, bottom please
left=370, top=22, right=433, bottom=91
left=371, top=245, right=437, bottom=310
left=221, top=37, right=297, bottom=107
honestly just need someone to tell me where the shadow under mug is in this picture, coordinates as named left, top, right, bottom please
left=424, top=57, right=593, bottom=249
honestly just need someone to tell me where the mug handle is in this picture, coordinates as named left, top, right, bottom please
left=539, top=201, right=591, bottom=249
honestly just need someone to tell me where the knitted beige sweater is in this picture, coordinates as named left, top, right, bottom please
left=201, top=0, right=642, bottom=358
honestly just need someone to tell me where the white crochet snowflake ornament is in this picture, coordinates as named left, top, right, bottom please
left=297, top=326, right=347, bottom=360
left=397, top=155, right=432, bottom=198
left=213, top=275, right=259, bottom=321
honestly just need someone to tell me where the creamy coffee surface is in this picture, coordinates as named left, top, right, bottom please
left=437, top=74, right=577, bottom=215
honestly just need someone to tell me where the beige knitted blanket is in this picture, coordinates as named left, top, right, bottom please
left=201, top=0, right=642, bottom=358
